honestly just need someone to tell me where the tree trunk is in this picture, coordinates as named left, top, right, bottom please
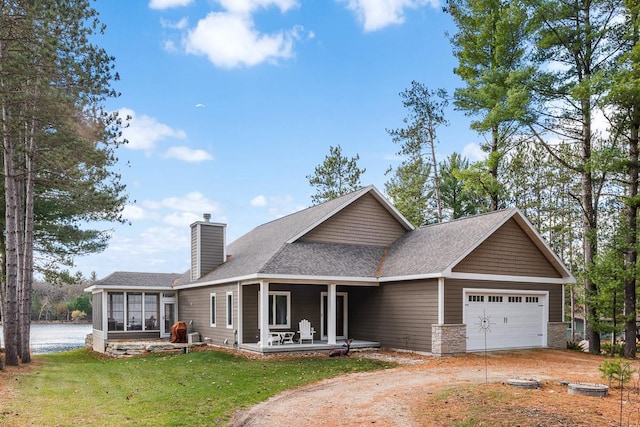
left=490, top=124, right=499, bottom=210
left=581, top=99, right=600, bottom=354
left=3, top=130, right=20, bottom=366
left=19, top=117, right=36, bottom=363
left=624, top=120, right=639, bottom=358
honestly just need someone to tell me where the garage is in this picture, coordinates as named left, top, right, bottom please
left=463, top=289, right=548, bottom=351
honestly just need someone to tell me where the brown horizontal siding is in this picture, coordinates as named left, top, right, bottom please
left=200, top=224, right=225, bottom=272
left=301, top=193, right=407, bottom=246
left=444, top=279, right=563, bottom=324
left=179, top=283, right=237, bottom=347
left=453, top=219, right=562, bottom=278
left=191, top=223, right=225, bottom=280
left=190, top=226, right=198, bottom=279
left=349, top=280, right=438, bottom=353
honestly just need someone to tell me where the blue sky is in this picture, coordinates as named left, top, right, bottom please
left=73, top=0, right=483, bottom=279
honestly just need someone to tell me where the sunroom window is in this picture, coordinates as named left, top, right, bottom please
left=107, top=292, right=159, bottom=332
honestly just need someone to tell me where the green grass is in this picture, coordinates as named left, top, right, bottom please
left=1, top=349, right=395, bottom=426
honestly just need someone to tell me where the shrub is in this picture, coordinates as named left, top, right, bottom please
left=602, top=342, right=625, bottom=357
left=599, top=358, right=636, bottom=388
left=71, top=310, right=87, bottom=321
left=566, top=341, right=584, bottom=351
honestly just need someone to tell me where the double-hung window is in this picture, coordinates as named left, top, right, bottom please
left=226, top=291, right=233, bottom=328
left=210, top=293, right=216, bottom=327
left=258, top=291, right=291, bottom=329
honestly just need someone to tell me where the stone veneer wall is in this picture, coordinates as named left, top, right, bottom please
left=431, top=324, right=466, bottom=356
left=547, top=322, right=567, bottom=349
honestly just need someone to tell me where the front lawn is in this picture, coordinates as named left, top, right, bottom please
left=0, top=348, right=394, bottom=426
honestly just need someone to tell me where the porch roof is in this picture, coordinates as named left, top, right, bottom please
left=85, top=271, right=182, bottom=292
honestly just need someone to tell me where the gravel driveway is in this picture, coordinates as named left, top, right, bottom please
left=229, top=349, right=603, bottom=427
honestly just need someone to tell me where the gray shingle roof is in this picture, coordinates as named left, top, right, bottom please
left=91, top=271, right=182, bottom=288
left=177, top=186, right=380, bottom=284
left=261, top=242, right=386, bottom=278
left=379, top=209, right=516, bottom=278
left=106, top=186, right=569, bottom=289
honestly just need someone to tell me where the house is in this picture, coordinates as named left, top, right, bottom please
left=86, top=185, right=574, bottom=356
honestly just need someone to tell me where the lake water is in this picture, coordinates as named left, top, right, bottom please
left=0, top=323, right=92, bottom=354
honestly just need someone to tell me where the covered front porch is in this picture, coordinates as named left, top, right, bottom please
left=241, top=280, right=378, bottom=351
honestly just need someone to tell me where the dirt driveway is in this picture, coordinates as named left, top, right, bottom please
left=230, top=349, right=619, bottom=427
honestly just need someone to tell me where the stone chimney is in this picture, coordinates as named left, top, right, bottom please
left=190, top=213, right=226, bottom=281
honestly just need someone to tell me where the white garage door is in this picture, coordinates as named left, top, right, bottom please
left=464, top=290, right=546, bottom=351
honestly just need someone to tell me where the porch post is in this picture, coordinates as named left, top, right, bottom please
left=328, top=283, right=337, bottom=345
left=259, top=280, right=270, bottom=348
left=438, top=277, right=445, bottom=324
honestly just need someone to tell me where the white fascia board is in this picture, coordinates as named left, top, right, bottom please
left=84, top=285, right=175, bottom=292
left=174, top=273, right=379, bottom=289
left=448, top=271, right=571, bottom=285
left=378, top=273, right=445, bottom=282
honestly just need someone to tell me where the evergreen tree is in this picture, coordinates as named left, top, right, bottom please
left=446, top=0, right=533, bottom=210
left=438, top=152, right=484, bottom=220
left=603, top=0, right=640, bottom=357
left=0, top=0, right=127, bottom=367
left=307, top=145, right=366, bottom=205
left=526, top=0, right=624, bottom=354
left=385, top=157, right=432, bottom=226
left=386, top=82, right=448, bottom=223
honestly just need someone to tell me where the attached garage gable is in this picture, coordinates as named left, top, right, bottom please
left=453, top=218, right=562, bottom=278
left=463, top=289, right=548, bottom=351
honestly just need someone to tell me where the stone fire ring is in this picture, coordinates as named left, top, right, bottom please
left=507, top=378, right=541, bottom=389
left=567, top=383, right=608, bottom=397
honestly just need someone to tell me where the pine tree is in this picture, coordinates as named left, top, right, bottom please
left=307, top=145, right=366, bottom=205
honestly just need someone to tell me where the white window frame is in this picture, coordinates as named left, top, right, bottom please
left=210, top=293, right=216, bottom=328
left=226, top=291, right=233, bottom=328
left=258, top=291, right=291, bottom=329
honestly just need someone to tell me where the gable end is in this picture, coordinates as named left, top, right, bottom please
left=452, top=218, right=562, bottom=278
left=299, top=193, right=407, bottom=246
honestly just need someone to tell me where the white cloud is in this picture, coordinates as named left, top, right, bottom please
left=161, top=192, right=222, bottom=214
left=163, top=40, right=179, bottom=53
left=461, top=142, right=486, bottom=162
left=119, top=108, right=187, bottom=151
left=149, top=0, right=193, bottom=10
left=340, top=0, right=438, bottom=32
left=163, top=146, right=214, bottom=162
left=160, top=17, right=189, bottom=29
left=184, top=12, right=296, bottom=68
left=122, top=205, right=147, bottom=221
left=163, top=212, right=202, bottom=227
left=217, top=0, right=299, bottom=15
left=250, top=195, right=268, bottom=207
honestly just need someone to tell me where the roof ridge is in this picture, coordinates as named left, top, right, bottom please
left=417, top=208, right=516, bottom=230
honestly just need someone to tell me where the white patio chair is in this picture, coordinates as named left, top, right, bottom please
left=297, top=319, right=315, bottom=344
